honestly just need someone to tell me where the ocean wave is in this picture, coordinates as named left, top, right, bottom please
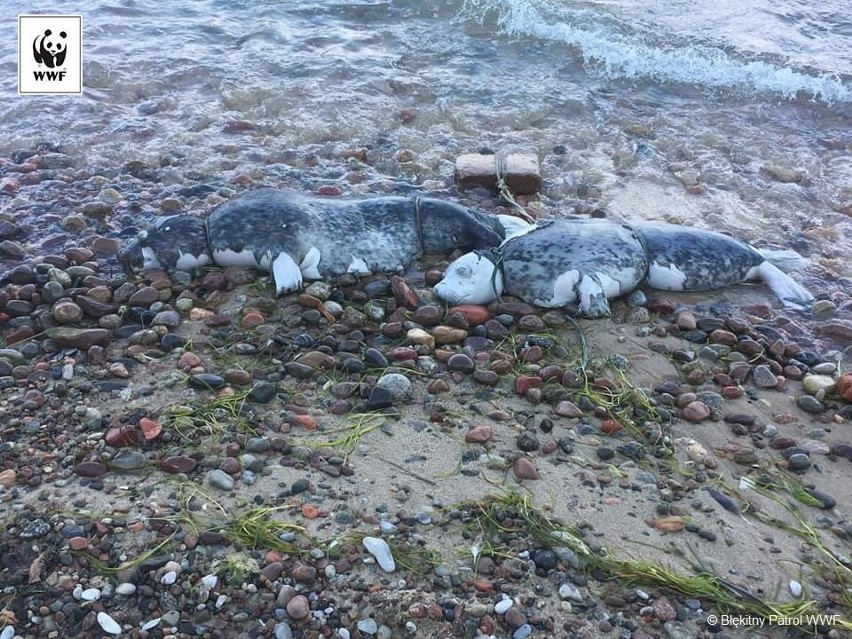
left=461, top=0, right=852, bottom=103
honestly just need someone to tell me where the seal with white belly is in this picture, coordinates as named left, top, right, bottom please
left=433, top=219, right=813, bottom=317
left=118, top=188, right=511, bottom=294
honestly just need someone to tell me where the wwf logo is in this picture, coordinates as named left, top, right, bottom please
left=33, top=29, right=67, bottom=68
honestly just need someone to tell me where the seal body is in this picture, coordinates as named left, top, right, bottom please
left=434, top=219, right=813, bottom=316
left=434, top=219, right=649, bottom=317
left=637, top=223, right=764, bottom=291
left=118, top=188, right=505, bottom=294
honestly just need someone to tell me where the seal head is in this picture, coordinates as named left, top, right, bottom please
left=433, top=249, right=504, bottom=305
left=118, top=215, right=211, bottom=275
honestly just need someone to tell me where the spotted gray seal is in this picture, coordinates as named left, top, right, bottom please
left=433, top=219, right=813, bottom=317
left=118, top=188, right=521, bottom=294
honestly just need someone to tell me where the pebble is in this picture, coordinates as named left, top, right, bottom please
left=97, top=611, right=122, bottom=635
left=207, top=469, right=235, bottom=491
left=682, top=401, right=710, bottom=422
left=286, top=594, right=310, bottom=619
left=357, top=619, right=378, bottom=635
left=466, top=424, right=493, bottom=443
left=558, top=582, right=583, bottom=602
left=447, top=353, right=476, bottom=374
left=375, top=373, right=412, bottom=400
left=554, top=401, right=583, bottom=418
left=802, top=374, right=836, bottom=395
left=362, top=536, right=396, bottom=572
left=494, top=598, right=513, bottom=614
left=512, top=457, right=539, bottom=480
left=752, top=364, right=777, bottom=388
left=797, top=395, right=824, bottom=414
left=513, top=624, right=532, bottom=639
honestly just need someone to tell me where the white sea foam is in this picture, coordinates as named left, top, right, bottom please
left=462, top=0, right=852, bottom=103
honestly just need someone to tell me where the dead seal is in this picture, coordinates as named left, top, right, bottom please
left=118, top=188, right=518, bottom=294
left=433, top=219, right=813, bottom=317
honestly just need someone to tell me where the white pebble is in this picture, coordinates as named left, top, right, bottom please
left=161, top=570, right=177, bottom=585
left=142, top=618, right=161, bottom=631
left=201, top=574, right=218, bottom=590
left=97, top=611, right=122, bottom=635
left=404, top=621, right=417, bottom=635
left=0, top=626, right=14, bottom=639
left=362, top=536, right=395, bottom=573
left=81, top=587, right=102, bottom=601
left=789, top=580, right=803, bottom=597
left=115, top=583, right=137, bottom=596
left=338, top=629, right=351, bottom=639
left=494, top=598, right=513, bottom=614
left=215, top=594, right=229, bottom=608
left=357, top=618, right=378, bottom=635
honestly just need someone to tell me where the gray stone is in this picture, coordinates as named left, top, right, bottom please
left=375, top=373, right=412, bottom=400
left=752, top=364, right=777, bottom=388
left=207, top=469, right=235, bottom=492
left=797, top=395, right=824, bottom=414
left=357, top=619, right=378, bottom=635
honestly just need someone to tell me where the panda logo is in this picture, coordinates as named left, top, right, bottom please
left=33, top=29, right=67, bottom=68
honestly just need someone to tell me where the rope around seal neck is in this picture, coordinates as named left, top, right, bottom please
left=412, top=196, right=425, bottom=254
left=495, top=153, right=535, bottom=224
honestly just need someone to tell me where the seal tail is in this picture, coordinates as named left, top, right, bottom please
left=756, top=261, right=814, bottom=309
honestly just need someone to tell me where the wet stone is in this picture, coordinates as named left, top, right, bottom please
left=189, top=374, right=226, bottom=390
left=516, top=430, right=540, bottom=452
left=249, top=382, right=277, bottom=404
left=110, top=451, right=148, bottom=472
left=797, top=395, right=824, bottom=414
left=752, top=365, right=778, bottom=388
left=447, top=353, right=475, bottom=374
left=375, top=373, right=412, bottom=399
left=367, top=386, right=394, bottom=410
left=160, top=456, right=197, bottom=474
left=364, top=347, right=389, bottom=368
left=474, top=369, right=499, bottom=385
left=20, top=518, right=51, bottom=540
left=53, top=302, right=83, bottom=324
left=207, top=469, right=235, bottom=491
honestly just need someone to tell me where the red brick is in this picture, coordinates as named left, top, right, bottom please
left=455, top=153, right=541, bottom=195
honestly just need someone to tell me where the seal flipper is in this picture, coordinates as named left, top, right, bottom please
left=272, top=253, right=302, bottom=295
left=299, top=246, right=322, bottom=280
left=576, top=273, right=612, bottom=318
left=755, top=261, right=814, bottom=309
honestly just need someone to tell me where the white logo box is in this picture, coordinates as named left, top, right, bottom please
left=19, top=14, right=83, bottom=95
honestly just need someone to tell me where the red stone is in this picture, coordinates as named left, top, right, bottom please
left=315, top=185, right=342, bottom=196
left=448, top=305, right=491, bottom=326
left=682, top=401, right=711, bottom=422
left=465, top=424, right=493, bottom=443
left=75, top=462, right=107, bottom=478
left=513, top=457, right=539, bottom=480
left=139, top=417, right=162, bottom=441
left=515, top=375, right=541, bottom=396
left=290, top=414, right=317, bottom=430
left=105, top=425, right=137, bottom=448
left=68, top=536, right=89, bottom=551
left=388, top=346, right=418, bottom=361
left=160, top=456, right=197, bottom=474
left=391, top=276, right=419, bottom=310
left=222, top=119, right=257, bottom=133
